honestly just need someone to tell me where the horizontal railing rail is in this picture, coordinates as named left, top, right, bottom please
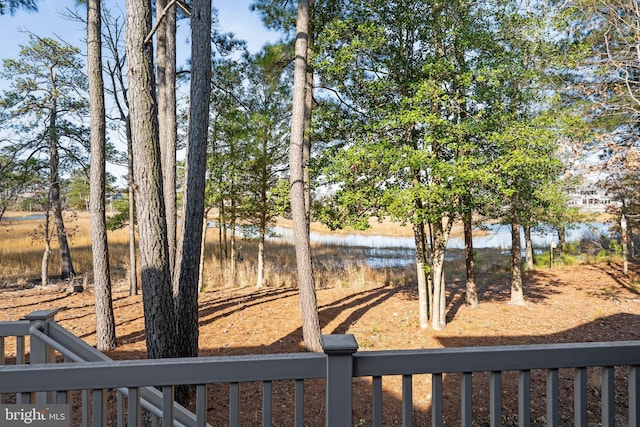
left=1, top=310, right=639, bottom=427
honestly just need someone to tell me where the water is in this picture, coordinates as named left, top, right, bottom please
left=259, top=222, right=613, bottom=269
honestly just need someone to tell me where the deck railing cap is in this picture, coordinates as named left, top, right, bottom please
left=24, top=308, right=62, bottom=322
left=321, top=334, right=359, bottom=355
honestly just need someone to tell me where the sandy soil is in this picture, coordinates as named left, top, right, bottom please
left=2, top=260, right=640, bottom=426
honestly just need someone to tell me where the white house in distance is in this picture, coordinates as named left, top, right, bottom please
left=566, top=181, right=617, bottom=213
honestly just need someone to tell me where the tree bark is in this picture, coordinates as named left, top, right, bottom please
left=430, top=217, right=452, bottom=330
left=156, top=0, right=178, bottom=276
left=524, top=225, right=534, bottom=271
left=303, top=21, right=314, bottom=231
left=41, top=209, right=51, bottom=287
left=88, top=0, right=117, bottom=351
left=289, top=0, right=322, bottom=352
left=463, top=208, right=478, bottom=307
left=127, top=118, right=138, bottom=296
left=125, top=0, right=176, bottom=360
left=510, top=203, right=526, bottom=305
left=49, top=92, right=75, bottom=279
left=174, top=0, right=211, bottom=360
left=413, top=221, right=430, bottom=329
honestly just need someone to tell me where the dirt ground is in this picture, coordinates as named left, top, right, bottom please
left=2, top=260, right=640, bottom=426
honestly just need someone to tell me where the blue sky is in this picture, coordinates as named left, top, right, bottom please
left=0, top=0, right=280, bottom=59
left=0, top=0, right=281, bottom=184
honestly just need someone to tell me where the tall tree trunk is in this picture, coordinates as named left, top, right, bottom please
left=289, top=0, right=322, bottom=352
left=174, top=0, right=211, bottom=360
left=126, top=0, right=176, bottom=360
left=230, top=209, right=237, bottom=283
left=413, top=221, right=430, bottom=329
left=41, top=209, right=51, bottom=287
left=257, top=224, right=265, bottom=288
left=431, top=218, right=452, bottom=331
left=49, top=96, right=75, bottom=279
left=88, top=0, right=117, bottom=351
left=463, top=208, right=478, bottom=307
left=303, top=21, right=314, bottom=231
left=127, top=118, right=138, bottom=296
left=510, top=203, right=526, bottom=305
left=156, top=0, right=178, bottom=276
left=524, top=225, right=534, bottom=271
left=556, top=225, right=566, bottom=256
left=199, top=211, right=209, bottom=292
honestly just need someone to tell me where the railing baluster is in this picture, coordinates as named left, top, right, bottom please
left=431, top=373, right=442, bottom=427
left=547, top=368, right=559, bottom=426
left=402, top=374, right=413, bottom=427
left=93, top=388, right=107, bottom=426
left=127, top=387, right=140, bottom=426
left=294, top=379, right=304, bottom=427
left=16, top=331, right=25, bottom=409
left=490, top=371, right=502, bottom=427
left=196, top=384, right=207, bottom=427
left=116, top=390, right=124, bottom=427
left=574, top=367, right=587, bottom=427
left=82, top=389, right=89, bottom=427
left=461, top=372, right=472, bottom=427
left=518, top=369, right=530, bottom=427
left=162, top=385, right=174, bottom=427
left=16, top=336, right=25, bottom=364
left=230, top=382, right=240, bottom=427
left=262, top=380, right=272, bottom=426
left=630, top=366, right=639, bottom=427
left=601, top=366, right=615, bottom=427
left=372, top=376, right=383, bottom=427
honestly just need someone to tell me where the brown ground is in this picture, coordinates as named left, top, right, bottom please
left=3, top=260, right=640, bottom=426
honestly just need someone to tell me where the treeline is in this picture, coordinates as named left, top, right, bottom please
left=0, top=0, right=639, bottom=358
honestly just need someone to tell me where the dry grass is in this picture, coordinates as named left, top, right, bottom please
left=0, top=211, right=415, bottom=290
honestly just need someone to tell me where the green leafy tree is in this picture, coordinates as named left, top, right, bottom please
left=1, top=35, right=89, bottom=280
left=312, top=0, right=518, bottom=329
left=238, top=45, right=292, bottom=288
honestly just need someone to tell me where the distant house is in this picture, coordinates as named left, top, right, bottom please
left=566, top=183, right=618, bottom=212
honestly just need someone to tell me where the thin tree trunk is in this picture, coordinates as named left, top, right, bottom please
left=49, top=97, right=75, bottom=279
left=524, top=225, right=534, bottom=271
left=464, top=208, right=478, bottom=307
left=303, top=25, right=314, bottom=231
left=125, top=0, right=176, bottom=360
left=157, top=0, right=178, bottom=276
left=431, top=218, right=451, bottom=331
left=199, top=212, right=209, bottom=292
left=413, top=221, right=430, bottom=329
left=257, top=225, right=265, bottom=288
left=88, top=0, right=117, bottom=351
left=289, top=0, right=322, bottom=352
left=510, top=203, right=526, bottom=305
left=41, top=209, right=51, bottom=287
left=127, top=118, right=138, bottom=296
left=230, top=213, right=237, bottom=283
left=174, top=0, right=211, bottom=361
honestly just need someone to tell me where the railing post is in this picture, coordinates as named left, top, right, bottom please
left=322, top=334, right=358, bottom=427
left=24, top=309, right=61, bottom=404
